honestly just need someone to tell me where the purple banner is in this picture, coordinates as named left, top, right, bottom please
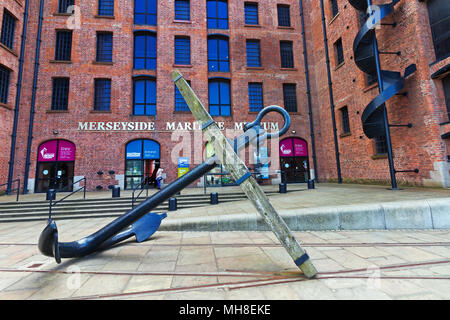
left=279, top=139, right=294, bottom=157
left=58, top=140, right=76, bottom=161
left=293, top=138, right=308, bottom=157
left=38, top=140, right=58, bottom=162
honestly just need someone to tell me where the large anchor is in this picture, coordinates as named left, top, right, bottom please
left=38, top=72, right=317, bottom=278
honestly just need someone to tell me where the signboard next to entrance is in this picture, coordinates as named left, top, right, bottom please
left=280, top=138, right=308, bottom=157
left=177, top=157, right=190, bottom=178
left=38, top=140, right=76, bottom=162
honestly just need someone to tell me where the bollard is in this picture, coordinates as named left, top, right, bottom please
left=210, top=192, right=219, bottom=205
left=279, top=183, right=287, bottom=194
left=46, top=189, right=56, bottom=201
left=308, top=179, right=315, bottom=189
left=112, top=186, right=120, bottom=198
left=169, top=197, right=177, bottom=211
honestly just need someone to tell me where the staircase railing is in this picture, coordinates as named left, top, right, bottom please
left=0, top=179, right=20, bottom=202
left=48, top=177, right=86, bottom=219
left=131, top=177, right=150, bottom=209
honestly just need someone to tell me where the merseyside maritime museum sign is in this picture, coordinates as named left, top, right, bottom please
left=77, top=121, right=280, bottom=132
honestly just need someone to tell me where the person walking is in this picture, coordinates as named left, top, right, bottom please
left=156, top=167, right=164, bottom=189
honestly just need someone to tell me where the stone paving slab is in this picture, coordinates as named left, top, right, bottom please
left=0, top=218, right=448, bottom=300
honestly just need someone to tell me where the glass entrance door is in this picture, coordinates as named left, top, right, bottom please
left=35, top=161, right=74, bottom=193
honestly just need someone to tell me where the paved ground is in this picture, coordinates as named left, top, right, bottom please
left=0, top=217, right=448, bottom=300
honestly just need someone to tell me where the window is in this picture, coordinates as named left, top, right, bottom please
left=374, top=136, right=388, bottom=155
left=208, top=36, right=229, bottom=72
left=427, top=0, right=450, bottom=60
left=0, top=65, right=11, bottom=104
left=330, top=0, right=339, bottom=18
left=175, top=80, right=191, bottom=112
left=94, top=79, right=111, bottom=111
left=340, top=106, right=350, bottom=134
left=135, top=0, right=157, bottom=25
left=443, top=75, right=450, bottom=120
left=244, top=2, right=258, bottom=25
left=133, top=77, right=156, bottom=115
left=55, top=30, right=72, bottom=61
left=175, top=36, right=191, bottom=65
left=209, top=79, right=231, bottom=116
left=98, top=0, right=114, bottom=16
left=246, top=40, right=261, bottom=67
left=334, top=38, right=344, bottom=66
left=51, top=78, right=70, bottom=110
left=280, top=41, right=294, bottom=68
left=58, top=0, right=74, bottom=14
left=277, top=5, right=291, bottom=27
left=283, top=83, right=297, bottom=113
left=207, top=0, right=228, bottom=29
left=175, top=0, right=190, bottom=21
left=1, top=9, right=16, bottom=50
left=134, top=31, right=157, bottom=70
left=96, top=32, right=113, bottom=62
left=248, top=83, right=263, bottom=112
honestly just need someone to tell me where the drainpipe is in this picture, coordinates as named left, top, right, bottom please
left=319, top=0, right=342, bottom=183
left=6, top=0, right=30, bottom=194
left=23, top=0, right=45, bottom=194
left=299, top=0, right=319, bottom=182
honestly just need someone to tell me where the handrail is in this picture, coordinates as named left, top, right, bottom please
left=48, top=177, right=86, bottom=219
left=0, top=179, right=20, bottom=202
left=131, top=176, right=150, bottom=209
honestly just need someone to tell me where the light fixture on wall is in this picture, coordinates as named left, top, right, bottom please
left=291, top=130, right=296, bottom=134
left=52, top=130, right=59, bottom=135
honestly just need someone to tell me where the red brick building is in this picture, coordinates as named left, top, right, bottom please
left=0, top=0, right=449, bottom=194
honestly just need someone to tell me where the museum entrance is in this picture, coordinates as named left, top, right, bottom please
left=125, top=139, right=160, bottom=190
left=35, top=140, right=76, bottom=193
left=279, top=137, right=309, bottom=183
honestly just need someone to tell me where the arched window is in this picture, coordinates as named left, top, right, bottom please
left=207, top=0, right=228, bottom=29
left=208, top=78, right=230, bottom=116
left=207, top=35, right=229, bottom=72
left=134, top=31, right=157, bottom=70
left=133, top=76, right=156, bottom=116
left=134, top=0, right=157, bottom=25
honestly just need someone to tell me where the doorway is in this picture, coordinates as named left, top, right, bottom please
left=35, top=140, right=76, bottom=193
left=279, top=137, right=309, bottom=183
left=125, top=139, right=160, bottom=190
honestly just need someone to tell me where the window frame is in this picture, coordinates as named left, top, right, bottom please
left=96, top=32, right=113, bottom=62
left=134, top=0, right=158, bottom=25
left=246, top=39, right=261, bottom=68
left=208, top=35, right=230, bottom=72
left=174, top=36, right=191, bottom=65
left=334, top=37, right=344, bottom=66
left=98, top=0, right=114, bottom=16
left=133, top=76, right=157, bottom=116
left=175, top=0, right=190, bottom=21
left=282, top=83, right=298, bottom=113
left=0, top=64, right=11, bottom=105
left=208, top=78, right=231, bottom=116
left=244, top=2, right=259, bottom=25
left=248, top=82, right=263, bottom=113
left=340, top=106, right=351, bottom=134
left=330, top=0, right=339, bottom=18
left=426, top=0, right=450, bottom=61
left=133, top=31, right=157, bottom=70
left=94, top=78, right=112, bottom=111
left=51, top=77, right=70, bottom=111
left=58, top=0, right=75, bottom=14
left=0, top=9, right=17, bottom=50
left=280, top=40, right=294, bottom=69
left=54, top=30, right=73, bottom=61
left=207, top=0, right=229, bottom=29
left=277, top=4, right=291, bottom=27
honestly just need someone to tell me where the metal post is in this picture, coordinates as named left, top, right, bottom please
left=367, top=0, right=398, bottom=190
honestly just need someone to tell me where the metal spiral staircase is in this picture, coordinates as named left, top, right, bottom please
left=349, top=0, right=418, bottom=188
